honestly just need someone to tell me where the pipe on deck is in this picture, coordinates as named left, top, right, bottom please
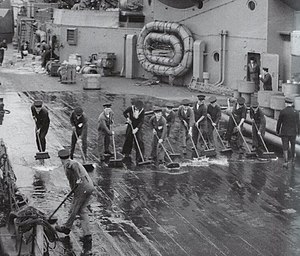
left=221, top=113, right=300, bottom=154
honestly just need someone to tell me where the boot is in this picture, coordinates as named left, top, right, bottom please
left=80, top=235, right=92, bottom=256
left=283, top=150, right=289, bottom=168
left=291, top=152, right=296, bottom=167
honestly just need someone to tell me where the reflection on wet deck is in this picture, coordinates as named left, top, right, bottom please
left=0, top=91, right=299, bottom=255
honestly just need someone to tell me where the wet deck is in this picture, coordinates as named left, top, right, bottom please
left=0, top=63, right=300, bottom=255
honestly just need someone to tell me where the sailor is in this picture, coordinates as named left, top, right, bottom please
left=31, top=100, right=50, bottom=152
left=55, top=149, right=94, bottom=256
left=207, top=96, right=221, bottom=147
left=70, top=107, right=88, bottom=160
left=276, top=97, right=300, bottom=167
left=149, top=106, right=167, bottom=164
left=178, top=99, right=194, bottom=155
left=192, top=94, right=208, bottom=150
left=162, top=103, right=176, bottom=138
left=122, top=100, right=145, bottom=164
left=249, top=101, right=266, bottom=155
left=225, top=97, right=247, bottom=151
left=259, top=67, right=272, bottom=91
left=97, top=103, right=114, bottom=164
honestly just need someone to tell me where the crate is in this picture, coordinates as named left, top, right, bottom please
left=83, top=74, right=101, bottom=90
left=61, top=64, right=76, bottom=84
left=50, top=61, right=60, bottom=77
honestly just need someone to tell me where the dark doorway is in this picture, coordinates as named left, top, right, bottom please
left=247, top=52, right=261, bottom=81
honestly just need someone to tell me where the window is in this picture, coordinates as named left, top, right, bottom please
left=247, top=0, right=256, bottom=11
left=66, top=28, right=78, bottom=45
left=213, top=51, right=220, bottom=62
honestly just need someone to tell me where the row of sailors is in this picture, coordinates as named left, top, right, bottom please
left=31, top=94, right=298, bottom=167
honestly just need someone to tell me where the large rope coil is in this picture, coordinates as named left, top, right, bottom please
left=137, top=21, right=194, bottom=77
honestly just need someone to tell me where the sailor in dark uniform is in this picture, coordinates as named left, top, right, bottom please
left=249, top=101, right=266, bottom=155
left=207, top=96, right=221, bottom=147
left=225, top=97, right=247, bottom=151
left=276, top=97, right=300, bottom=167
left=192, top=94, right=208, bottom=150
left=31, top=100, right=50, bottom=152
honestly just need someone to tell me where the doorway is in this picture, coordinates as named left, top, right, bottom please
left=247, top=52, right=261, bottom=81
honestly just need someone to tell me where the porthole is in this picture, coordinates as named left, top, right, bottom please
left=248, top=0, right=256, bottom=11
left=213, top=52, right=220, bottom=62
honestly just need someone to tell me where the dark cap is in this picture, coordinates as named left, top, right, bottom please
left=197, top=94, right=206, bottom=100
left=134, top=100, right=144, bottom=110
left=165, top=102, right=174, bottom=108
left=74, top=107, right=83, bottom=115
left=103, top=103, right=112, bottom=108
left=263, top=67, right=269, bottom=72
left=285, top=97, right=293, bottom=104
left=181, top=99, right=191, bottom=106
left=209, top=96, right=217, bottom=103
left=58, top=149, right=70, bottom=159
left=237, top=97, right=245, bottom=105
left=34, top=100, right=43, bottom=107
left=153, top=106, right=162, bottom=112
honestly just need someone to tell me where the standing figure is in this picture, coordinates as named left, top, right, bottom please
left=70, top=107, right=88, bottom=160
left=249, top=101, right=266, bottom=155
left=178, top=99, right=194, bottom=155
left=97, top=103, right=114, bottom=163
left=276, top=98, right=300, bottom=167
left=56, top=149, right=95, bottom=256
left=149, top=107, right=167, bottom=164
left=225, top=97, right=247, bottom=152
left=247, top=58, right=260, bottom=92
left=41, top=40, right=51, bottom=69
left=207, top=96, right=221, bottom=147
left=20, top=41, right=29, bottom=59
left=0, top=39, right=7, bottom=66
left=162, top=103, right=175, bottom=138
left=31, top=100, right=50, bottom=152
left=259, top=67, right=272, bottom=91
left=122, top=100, right=145, bottom=164
left=192, top=94, right=208, bottom=150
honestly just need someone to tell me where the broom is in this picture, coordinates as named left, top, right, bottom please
left=35, top=129, right=50, bottom=160
left=196, top=125, right=217, bottom=157
left=129, top=122, right=152, bottom=166
left=165, top=137, right=181, bottom=158
left=108, top=131, right=124, bottom=168
left=253, top=122, right=276, bottom=159
left=207, top=116, right=232, bottom=153
left=230, top=114, right=256, bottom=158
left=154, top=134, right=180, bottom=168
left=74, top=131, right=95, bottom=172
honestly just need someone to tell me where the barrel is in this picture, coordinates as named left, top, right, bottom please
left=270, top=95, right=285, bottom=110
left=291, top=31, right=300, bottom=56
left=237, top=80, right=255, bottom=94
left=283, top=82, right=300, bottom=96
left=295, top=96, right=300, bottom=111
left=258, top=91, right=271, bottom=108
